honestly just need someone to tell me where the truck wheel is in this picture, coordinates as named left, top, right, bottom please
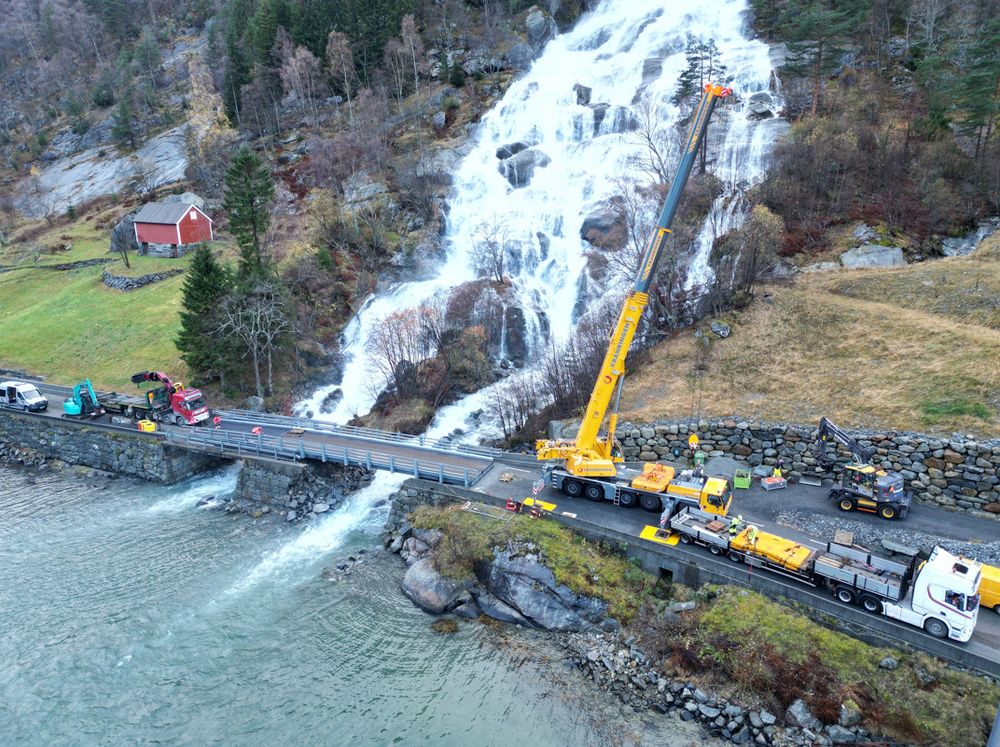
left=126, top=406, right=135, bottom=419
left=835, top=587, right=856, bottom=605
left=860, top=595, right=883, bottom=614
left=584, top=483, right=604, bottom=501
left=679, top=533, right=692, bottom=544
left=563, top=480, right=583, bottom=498
left=639, top=493, right=661, bottom=512
left=924, top=618, right=949, bottom=639
left=709, top=545, right=722, bottom=556
left=618, top=491, right=637, bottom=508
left=838, top=496, right=856, bottom=513
left=878, top=504, right=898, bottom=520
left=727, top=551, right=742, bottom=563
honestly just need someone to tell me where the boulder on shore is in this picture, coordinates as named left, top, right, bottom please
left=840, top=244, right=905, bottom=268
left=401, top=558, right=471, bottom=614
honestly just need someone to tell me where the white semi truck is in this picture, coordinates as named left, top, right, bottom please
left=670, top=507, right=982, bottom=642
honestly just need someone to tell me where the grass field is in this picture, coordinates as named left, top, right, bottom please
left=622, top=236, right=1000, bottom=435
left=0, top=217, right=204, bottom=389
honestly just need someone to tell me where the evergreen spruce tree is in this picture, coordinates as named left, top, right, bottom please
left=223, top=145, right=275, bottom=282
left=176, top=245, right=234, bottom=382
left=780, top=0, right=863, bottom=115
left=954, top=18, right=1000, bottom=162
left=111, top=89, right=138, bottom=148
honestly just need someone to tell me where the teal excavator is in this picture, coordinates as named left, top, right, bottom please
left=63, top=380, right=105, bottom=418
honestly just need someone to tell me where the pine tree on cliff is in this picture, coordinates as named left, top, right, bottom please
left=223, top=145, right=275, bottom=283
left=176, top=245, right=235, bottom=384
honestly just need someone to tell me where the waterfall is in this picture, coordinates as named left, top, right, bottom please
left=297, top=0, right=782, bottom=432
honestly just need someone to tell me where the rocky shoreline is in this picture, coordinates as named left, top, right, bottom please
left=381, top=516, right=888, bottom=747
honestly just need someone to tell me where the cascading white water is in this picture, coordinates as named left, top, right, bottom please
left=297, top=0, right=782, bottom=431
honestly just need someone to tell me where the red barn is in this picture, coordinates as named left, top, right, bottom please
left=133, top=202, right=214, bottom=256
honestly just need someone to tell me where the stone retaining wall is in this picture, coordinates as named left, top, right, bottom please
left=102, top=268, right=183, bottom=291
left=607, top=418, right=1000, bottom=520
left=0, top=410, right=223, bottom=482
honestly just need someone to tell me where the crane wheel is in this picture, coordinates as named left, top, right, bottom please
left=878, top=504, right=897, bottom=520
left=838, top=497, right=856, bottom=512
left=563, top=480, right=583, bottom=498
left=584, top=483, right=604, bottom=501
left=618, top=492, right=637, bottom=508
left=639, top=493, right=661, bottom=512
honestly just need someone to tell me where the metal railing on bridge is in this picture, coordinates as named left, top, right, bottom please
left=163, top=426, right=489, bottom=487
left=220, top=408, right=503, bottom=459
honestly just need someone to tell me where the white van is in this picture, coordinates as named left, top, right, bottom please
left=0, top=381, right=49, bottom=412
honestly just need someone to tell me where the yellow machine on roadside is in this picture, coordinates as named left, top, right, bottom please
left=536, top=83, right=734, bottom=517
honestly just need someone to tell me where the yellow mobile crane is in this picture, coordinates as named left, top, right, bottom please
left=537, top=83, right=733, bottom=516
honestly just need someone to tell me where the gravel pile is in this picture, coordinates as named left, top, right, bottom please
left=775, top=510, right=1000, bottom=567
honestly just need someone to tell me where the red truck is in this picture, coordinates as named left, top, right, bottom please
left=99, top=371, right=210, bottom=426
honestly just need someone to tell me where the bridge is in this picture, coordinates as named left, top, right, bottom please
left=26, top=382, right=496, bottom=487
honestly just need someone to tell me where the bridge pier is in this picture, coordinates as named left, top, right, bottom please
left=233, top=457, right=373, bottom=517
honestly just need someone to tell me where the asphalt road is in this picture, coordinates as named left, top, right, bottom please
left=480, top=459, right=1000, bottom=661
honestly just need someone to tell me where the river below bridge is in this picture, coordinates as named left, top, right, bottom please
left=0, top=463, right=709, bottom=746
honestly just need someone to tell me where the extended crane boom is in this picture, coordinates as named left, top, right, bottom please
left=537, top=83, right=732, bottom=478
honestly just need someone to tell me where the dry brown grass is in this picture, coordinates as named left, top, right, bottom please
left=622, top=239, right=1000, bottom=435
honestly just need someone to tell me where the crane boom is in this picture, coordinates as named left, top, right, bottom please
left=537, top=83, right=731, bottom=477
left=815, top=417, right=876, bottom=468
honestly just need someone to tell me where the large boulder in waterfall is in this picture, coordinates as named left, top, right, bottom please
left=580, top=201, right=625, bottom=249
left=748, top=91, right=775, bottom=119
left=588, top=103, right=610, bottom=133
left=402, top=558, right=472, bottom=614
left=503, top=305, right=529, bottom=365
left=476, top=549, right=603, bottom=631
left=498, top=147, right=551, bottom=187
left=504, top=42, right=535, bottom=70
left=496, top=141, right=531, bottom=160
left=573, top=83, right=592, bottom=105
left=525, top=7, right=557, bottom=48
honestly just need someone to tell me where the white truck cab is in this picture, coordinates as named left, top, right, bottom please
left=0, top=381, right=48, bottom=412
left=886, top=547, right=981, bottom=641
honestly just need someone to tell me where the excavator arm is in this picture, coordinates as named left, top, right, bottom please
left=537, top=84, right=732, bottom=477
left=815, top=417, right=875, bottom=468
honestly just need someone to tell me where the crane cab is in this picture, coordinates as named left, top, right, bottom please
left=665, top=469, right=732, bottom=516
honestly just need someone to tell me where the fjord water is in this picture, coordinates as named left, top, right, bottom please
left=0, top=464, right=707, bottom=745
left=298, top=0, right=779, bottom=425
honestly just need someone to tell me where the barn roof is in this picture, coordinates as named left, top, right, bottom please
left=134, top=202, right=206, bottom=225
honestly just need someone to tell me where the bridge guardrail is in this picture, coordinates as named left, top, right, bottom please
left=219, top=408, right=503, bottom=459
left=164, top=426, right=486, bottom=487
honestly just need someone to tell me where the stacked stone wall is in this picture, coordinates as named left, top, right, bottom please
left=608, top=418, right=1000, bottom=520
left=0, top=410, right=223, bottom=482
left=234, top=457, right=373, bottom=521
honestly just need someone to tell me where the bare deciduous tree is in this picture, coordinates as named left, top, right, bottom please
left=280, top=45, right=327, bottom=124
left=471, top=216, right=508, bottom=284
left=325, top=31, right=357, bottom=126
left=217, top=281, right=290, bottom=399
left=631, top=94, right=678, bottom=185
left=366, top=305, right=441, bottom=396
left=400, top=14, right=424, bottom=98
left=383, top=38, right=408, bottom=105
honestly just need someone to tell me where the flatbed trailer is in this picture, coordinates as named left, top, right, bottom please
left=667, top=506, right=982, bottom=641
